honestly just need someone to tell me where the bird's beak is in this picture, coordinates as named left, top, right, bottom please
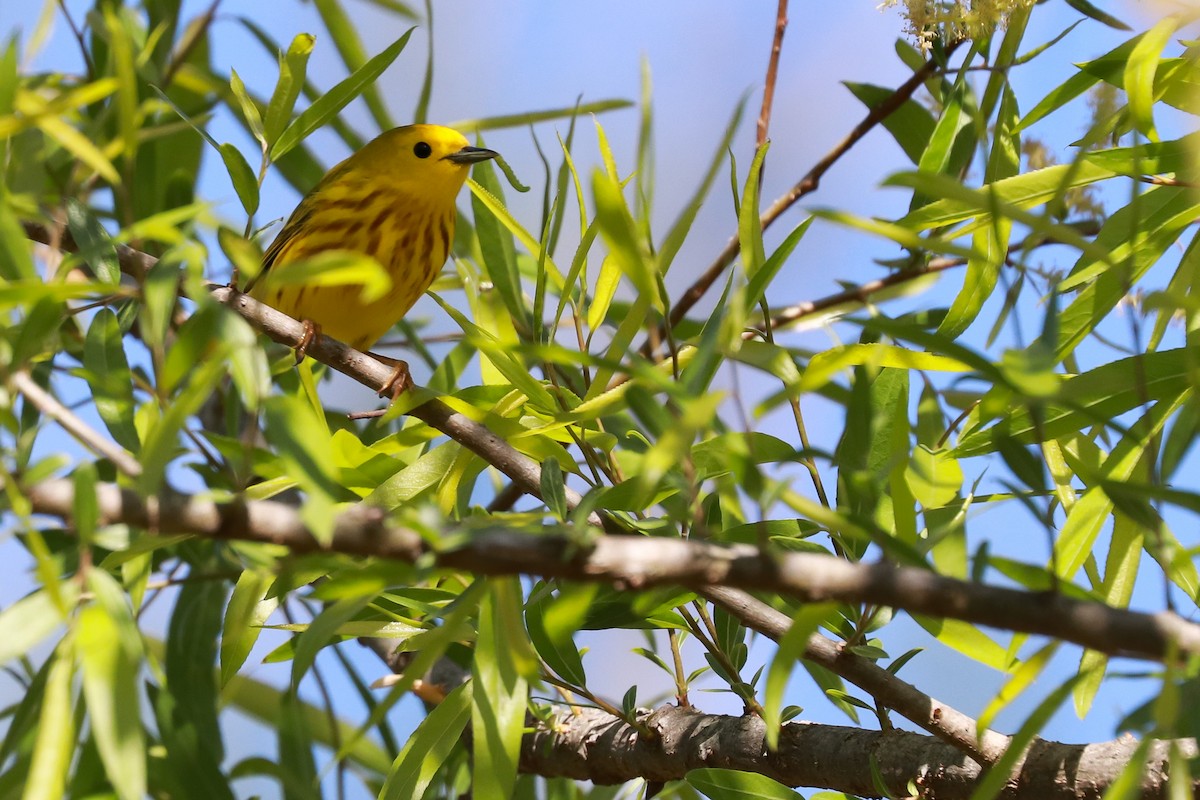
left=444, top=145, right=499, bottom=165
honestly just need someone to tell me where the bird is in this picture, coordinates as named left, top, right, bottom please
left=246, top=124, right=498, bottom=395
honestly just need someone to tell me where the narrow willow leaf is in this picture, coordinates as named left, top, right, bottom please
left=277, top=689, right=319, bottom=799
left=979, top=641, right=1058, bottom=734
left=592, top=169, right=662, bottom=312
left=0, top=588, right=73, bottom=666
left=472, top=579, right=534, bottom=800
left=1075, top=511, right=1143, bottom=716
left=939, top=85, right=1019, bottom=339
left=379, top=683, right=472, bottom=800
left=24, top=643, right=76, bottom=800
left=956, top=349, right=1191, bottom=457
left=967, top=674, right=1082, bottom=800
left=162, top=580, right=232, bottom=798
left=1054, top=396, right=1184, bottom=580
left=737, top=142, right=769, bottom=277
left=271, top=28, right=414, bottom=161
left=138, top=353, right=228, bottom=495
left=221, top=570, right=278, bottom=686
left=447, top=99, right=633, bottom=133
left=313, top=0, right=396, bottom=131
left=686, top=768, right=804, bottom=800
left=291, top=595, right=372, bottom=688
left=34, top=113, right=119, bottom=183
left=1063, top=0, right=1131, bottom=30
left=264, top=33, right=316, bottom=146
left=1124, top=15, right=1178, bottom=140
left=262, top=393, right=342, bottom=543
left=587, top=253, right=622, bottom=331
left=845, top=82, right=935, bottom=164
left=525, top=583, right=593, bottom=687
left=64, top=199, right=120, bottom=284
left=218, top=143, right=260, bottom=216
left=470, top=156, right=529, bottom=329
left=82, top=309, right=140, bottom=452
left=765, top=604, right=833, bottom=751
left=229, top=68, right=266, bottom=146
left=78, top=572, right=145, bottom=800
left=0, top=198, right=36, bottom=280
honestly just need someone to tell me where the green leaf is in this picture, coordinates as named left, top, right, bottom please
left=0, top=587, right=75, bottom=675
left=65, top=199, right=120, bottom=284
left=368, top=441, right=460, bottom=510
left=1125, top=15, right=1179, bottom=140
left=265, top=33, right=316, bottom=147
left=470, top=153, right=529, bottom=330
left=765, top=605, right=832, bottom=751
left=686, top=767, right=805, bottom=799
left=139, top=259, right=179, bottom=351
left=845, top=82, right=935, bottom=164
left=738, top=142, right=769, bottom=277
left=379, top=683, right=472, bottom=800
left=912, top=615, right=1011, bottom=671
left=291, top=595, right=372, bottom=687
left=25, top=643, right=77, bottom=800
left=1063, top=0, right=1131, bottom=31
left=526, top=582, right=594, bottom=687
left=221, top=570, right=278, bottom=686
left=229, top=68, right=266, bottom=146
left=447, top=99, right=633, bottom=132
left=539, top=458, right=568, bottom=520
left=472, top=578, right=534, bottom=800
left=138, top=349, right=228, bottom=495
left=905, top=445, right=963, bottom=508
left=967, top=674, right=1081, bottom=800
left=313, top=0, right=396, bottom=132
left=162, top=579, right=233, bottom=799
left=0, top=197, right=36, bottom=280
left=938, top=84, right=1019, bottom=339
left=78, top=571, right=146, bottom=800
left=277, top=689, right=319, bottom=799
left=271, top=28, right=414, bottom=161
left=956, top=349, right=1192, bottom=457
left=592, top=168, right=662, bottom=313
left=262, top=392, right=343, bottom=542
left=82, top=308, right=140, bottom=453
left=218, top=143, right=260, bottom=216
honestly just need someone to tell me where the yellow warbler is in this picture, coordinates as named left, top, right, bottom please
left=248, top=124, right=497, bottom=391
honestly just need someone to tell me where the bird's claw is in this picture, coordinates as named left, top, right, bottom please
left=295, top=320, right=322, bottom=365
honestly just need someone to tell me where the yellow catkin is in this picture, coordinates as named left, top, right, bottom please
left=249, top=124, right=497, bottom=350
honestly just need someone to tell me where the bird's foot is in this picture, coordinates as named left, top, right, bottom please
left=367, top=352, right=413, bottom=400
left=294, top=320, right=322, bottom=364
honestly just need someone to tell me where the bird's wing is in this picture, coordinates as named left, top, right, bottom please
left=244, top=194, right=318, bottom=293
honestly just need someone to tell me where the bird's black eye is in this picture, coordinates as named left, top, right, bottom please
left=413, top=141, right=432, bottom=159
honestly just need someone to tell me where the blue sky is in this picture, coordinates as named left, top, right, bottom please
left=1, top=1, right=1191, bottom=797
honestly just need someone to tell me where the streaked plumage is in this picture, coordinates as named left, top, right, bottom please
left=249, top=124, right=497, bottom=350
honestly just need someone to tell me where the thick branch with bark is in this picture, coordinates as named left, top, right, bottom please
left=19, top=478, right=1200, bottom=666
left=520, top=705, right=1181, bottom=800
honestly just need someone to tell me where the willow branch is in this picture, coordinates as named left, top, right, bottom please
left=9, top=371, right=143, bottom=478
left=519, top=704, right=1185, bottom=800
left=20, top=478, right=1200, bottom=666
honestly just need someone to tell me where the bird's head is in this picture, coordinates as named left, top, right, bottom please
left=354, top=124, right=498, bottom=201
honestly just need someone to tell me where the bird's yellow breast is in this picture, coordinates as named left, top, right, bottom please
left=248, top=124, right=495, bottom=351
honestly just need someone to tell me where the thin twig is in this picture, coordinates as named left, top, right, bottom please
left=757, top=0, right=788, bottom=152
left=642, top=40, right=963, bottom=357
left=10, top=371, right=143, bottom=478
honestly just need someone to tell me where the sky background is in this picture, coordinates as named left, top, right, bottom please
left=0, top=1, right=1194, bottom=798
